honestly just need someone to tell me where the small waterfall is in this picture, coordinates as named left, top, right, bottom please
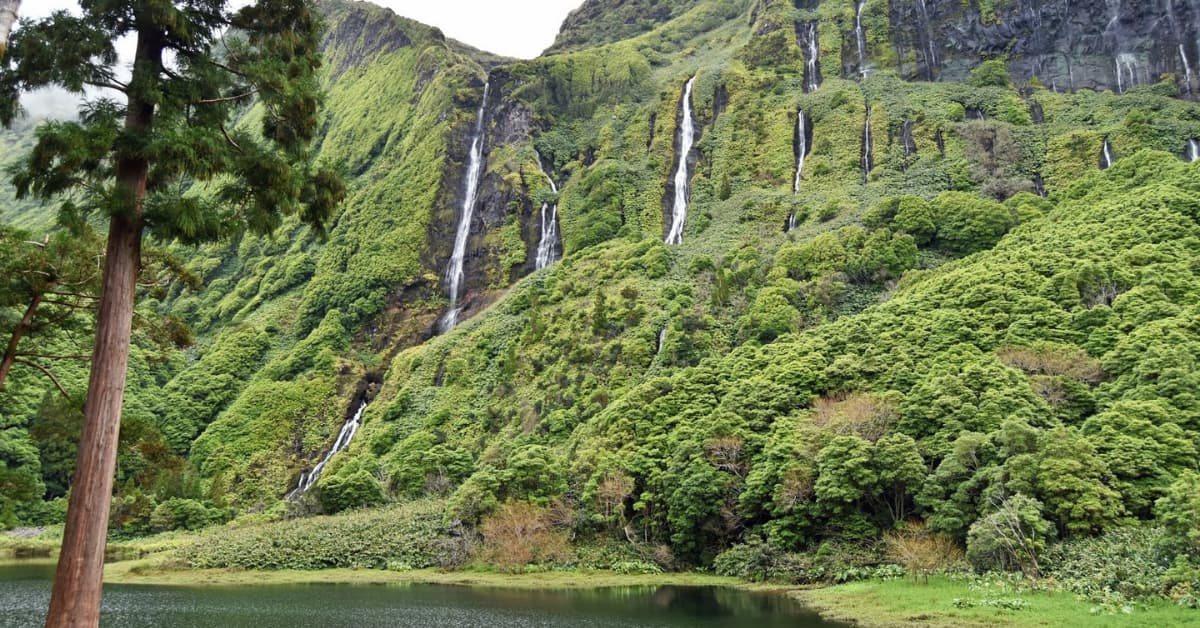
left=1188, top=139, right=1200, bottom=162
left=287, top=400, right=368, bottom=500
left=656, top=326, right=667, bottom=354
left=800, top=21, right=821, bottom=92
left=793, top=110, right=809, bottom=194
left=861, top=103, right=874, bottom=184
left=534, top=152, right=561, bottom=269
left=1114, top=53, right=1137, bottom=94
left=1101, top=137, right=1114, bottom=170
left=854, top=0, right=868, bottom=77
left=441, top=81, right=490, bottom=332
left=901, top=120, right=917, bottom=157
left=786, top=212, right=799, bottom=232
left=1181, top=45, right=1195, bottom=95
left=666, top=76, right=697, bottom=246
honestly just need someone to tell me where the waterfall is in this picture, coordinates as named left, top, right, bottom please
left=854, top=0, right=868, bottom=77
left=793, top=110, right=809, bottom=194
left=666, top=76, right=696, bottom=246
left=534, top=152, right=561, bottom=269
left=802, top=21, right=821, bottom=92
left=287, top=400, right=368, bottom=500
left=1189, top=139, right=1200, bottom=162
left=917, top=0, right=937, bottom=79
left=786, top=212, right=799, bottom=232
left=1101, top=137, right=1114, bottom=169
left=1115, top=54, right=1137, bottom=93
left=440, top=81, right=490, bottom=332
left=657, top=326, right=667, bottom=354
left=1181, top=44, right=1195, bottom=95
left=861, top=103, right=873, bottom=184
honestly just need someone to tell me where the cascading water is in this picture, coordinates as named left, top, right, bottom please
left=1188, top=139, right=1200, bottom=162
left=657, top=326, right=668, bottom=355
left=801, top=21, right=821, bottom=92
left=440, top=81, right=490, bottom=332
left=917, top=0, right=937, bottom=80
left=1181, top=44, right=1195, bottom=95
left=1101, top=137, right=1115, bottom=169
left=534, top=152, right=561, bottom=269
left=861, top=103, right=874, bottom=183
left=665, top=76, right=696, bottom=246
left=793, top=110, right=809, bottom=194
left=287, top=400, right=368, bottom=500
left=854, top=0, right=868, bottom=77
left=1114, top=53, right=1138, bottom=94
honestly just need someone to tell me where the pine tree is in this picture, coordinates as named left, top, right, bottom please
left=0, top=2, right=344, bottom=625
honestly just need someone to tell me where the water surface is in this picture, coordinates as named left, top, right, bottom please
left=0, top=560, right=846, bottom=627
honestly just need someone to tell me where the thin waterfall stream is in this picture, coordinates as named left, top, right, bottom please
left=1188, top=139, right=1199, bottom=162
left=440, top=81, right=490, bottom=332
left=666, top=76, right=696, bottom=245
left=789, top=110, right=809, bottom=232
left=861, top=103, right=873, bottom=183
left=1101, top=137, right=1115, bottom=169
left=287, top=400, right=368, bottom=500
left=854, top=0, right=867, bottom=77
left=534, top=152, right=561, bottom=269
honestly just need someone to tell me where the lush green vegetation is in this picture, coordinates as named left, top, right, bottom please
left=2, top=0, right=1199, bottom=622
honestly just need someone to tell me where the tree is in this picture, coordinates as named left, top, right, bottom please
left=966, top=493, right=1055, bottom=577
left=0, top=2, right=344, bottom=624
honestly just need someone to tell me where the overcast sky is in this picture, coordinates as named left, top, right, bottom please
left=24, top=0, right=585, bottom=59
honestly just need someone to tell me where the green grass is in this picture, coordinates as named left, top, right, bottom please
left=795, top=576, right=1199, bottom=628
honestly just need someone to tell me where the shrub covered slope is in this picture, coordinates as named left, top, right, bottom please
left=2, top=0, right=1200, bottom=610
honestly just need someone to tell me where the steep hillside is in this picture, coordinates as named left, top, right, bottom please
left=3, top=0, right=1200, bottom=601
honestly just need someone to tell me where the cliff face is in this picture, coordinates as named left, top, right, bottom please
left=880, top=0, right=1199, bottom=94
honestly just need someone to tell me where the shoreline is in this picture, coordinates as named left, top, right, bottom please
left=5, top=555, right=1198, bottom=627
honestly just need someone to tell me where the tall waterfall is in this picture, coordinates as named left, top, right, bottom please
left=441, top=81, right=490, bottom=332
left=793, top=110, right=809, bottom=195
left=801, top=21, right=821, bottom=92
left=861, top=103, right=874, bottom=183
left=1188, top=139, right=1200, bottom=162
left=1101, top=137, right=1114, bottom=169
left=917, top=0, right=937, bottom=79
left=1181, top=45, right=1195, bottom=95
left=854, top=0, right=868, bottom=77
left=534, top=152, right=561, bottom=269
left=287, top=400, right=368, bottom=500
left=666, top=76, right=696, bottom=246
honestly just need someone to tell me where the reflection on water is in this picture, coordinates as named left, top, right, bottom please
left=0, top=560, right=846, bottom=627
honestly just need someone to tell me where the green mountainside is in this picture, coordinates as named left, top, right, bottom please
left=3, top=0, right=1200, bottom=604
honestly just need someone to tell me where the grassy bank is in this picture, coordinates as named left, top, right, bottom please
left=795, top=576, right=1198, bottom=628
left=102, top=558, right=740, bottom=589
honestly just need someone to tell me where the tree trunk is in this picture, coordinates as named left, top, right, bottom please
left=44, top=26, right=156, bottom=628
left=0, top=283, right=49, bottom=390
left=0, top=0, right=19, bottom=56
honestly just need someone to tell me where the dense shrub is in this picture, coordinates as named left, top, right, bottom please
left=182, top=500, right=453, bottom=570
left=319, top=470, right=387, bottom=514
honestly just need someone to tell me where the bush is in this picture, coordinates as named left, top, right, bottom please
left=885, top=521, right=965, bottom=582
left=150, top=498, right=221, bottom=532
left=182, top=500, right=454, bottom=570
left=476, top=501, right=572, bottom=571
left=318, top=470, right=386, bottom=514
left=969, top=59, right=1011, bottom=87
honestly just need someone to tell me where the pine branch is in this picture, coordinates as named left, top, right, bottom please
left=13, top=358, right=70, bottom=398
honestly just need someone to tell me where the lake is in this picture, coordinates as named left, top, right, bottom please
left=0, top=560, right=846, bottom=627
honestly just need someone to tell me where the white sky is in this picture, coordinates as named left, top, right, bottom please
left=24, top=0, right=585, bottom=59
